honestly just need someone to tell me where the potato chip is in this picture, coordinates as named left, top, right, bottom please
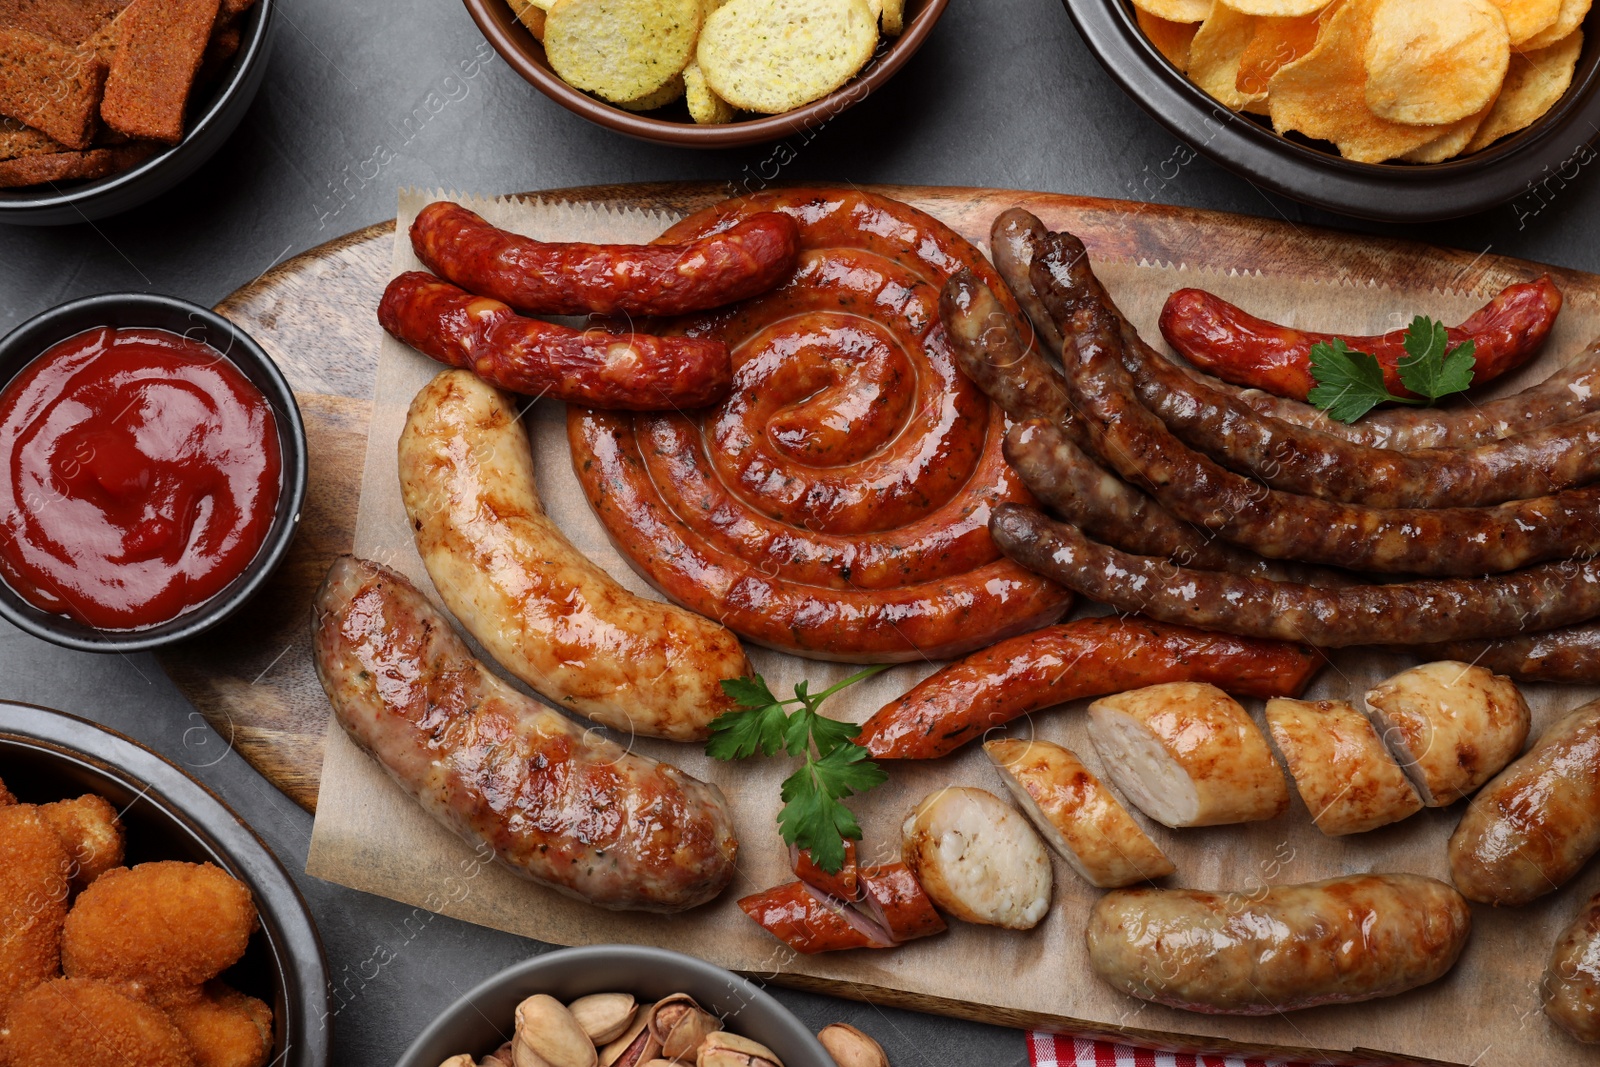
left=1222, top=0, right=1333, bottom=14
left=1190, top=5, right=1268, bottom=111
left=1137, top=9, right=1202, bottom=72
left=544, top=0, right=701, bottom=104
left=1487, top=0, right=1561, bottom=44
left=697, top=0, right=878, bottom=113
left=1364, top=0, right=1508, bottom=125
left=684, top=60, right=736, bottom=122
left=881, top=0, right=904, bottom=34
left=1467, top=28, right=1583, bottom=149
left=1235, top=10, right=1326, bottom=96
left=618, top=71, right=685, bottom=110
left=506, top=0, right=546, bottom=38
left=1518, top=0, right=1590, bottom=50
left=1131, top=0, right=1213, bottom=24
left=1268, top=0, right=1482, bottom=161
left=1398, top=95, right=1496, bottom=160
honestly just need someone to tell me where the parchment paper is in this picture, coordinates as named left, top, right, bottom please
left=306, top=187, right=1600, bottom=1066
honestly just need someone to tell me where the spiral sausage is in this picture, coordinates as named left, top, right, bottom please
left=1032, top=235, right=1600, bottom=577
left=990, top=503, right=1600, bottom=647
left=378, top=271, right=732, bottom=410
left=410, top=200, right=801, bottom=316
left=991, top=207, right=1600, bottom=451
left=567, top=189, right=1072, bottom=662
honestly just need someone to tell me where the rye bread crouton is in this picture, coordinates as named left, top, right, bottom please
left=0, top=28, right=105, bottom=148
left=0, top=115, right=63, bottom=159
left=0, top=139, right=154, bottom=186
left=0, top=0, right=130, bottom=46
left=99, top=0, right=220, bottom=144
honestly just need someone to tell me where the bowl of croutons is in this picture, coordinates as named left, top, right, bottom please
left=462, top=0, right=948, bottom=146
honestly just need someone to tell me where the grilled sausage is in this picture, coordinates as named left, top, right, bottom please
left=1365, top=661, right=1530, bottom=807
left=1414, top=623, right=1600, bottom=684
left=399, top=370, right=749, bottom=741
left=1545, top=893, right=1600, bottom=1044
left=410, top=200, right=800, bottom=316
left=1031, top=233, right=1600, bottom=577
left=378, top=272, right=732, bottom=410
left=1087, top=874, right=1472, bottom=1015
left=1449, top=698, right=1600, bottom=906
left=984, top=738, right=1175, bottom=887
left=311, top=555, right=739, bottom=913
left=791, top=842, right=859, bottom=901
left=1087, top=682, right=1289, bottom=828
left=902, top=787, right=1053, bottom=929
left=737, top=881, right=894, bottom=954
left=1265, top=698, right=1423, bottom=836
left=989, top=503, right=1600, bottom=647
left=992, top=206, right=1600, bottom=450
left=856, top=615, right=1321, bottom=760
left=1159, top=279, right=1561, bottom=402
left=855, top=864, right=947, bottom=943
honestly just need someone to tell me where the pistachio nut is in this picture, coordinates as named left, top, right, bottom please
left=514, top=1040, right=550, bottom=1067
left=600, top=1006, right=662, bottom=1067
left=515, top=995, right=599, bottom=1067
left=640, top=1061, right=679, bottom=1067
left=482, top=1042, right=516, bottom=1067
left=695, top=1031, right=783, bottom=1067
left=569, top=993, right=638, bottom=1045
left=438, top=1057, right=476, bottom=1067
left=816, top=1024, right=887, bottom=1067
left=648, top=994, right=721, bottom=1061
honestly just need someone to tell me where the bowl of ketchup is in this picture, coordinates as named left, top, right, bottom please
left=0, top=293, right=307, bottom=652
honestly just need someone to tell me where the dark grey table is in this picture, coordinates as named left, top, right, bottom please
left=4, top=0, right=1599, bottom=1064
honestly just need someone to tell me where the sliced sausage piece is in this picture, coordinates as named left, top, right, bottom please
left=1365, top=661, right=1531, bottom=807
left=1545, top=893, right=1600, bottom=1044
left=901, top=787, right=1053, bottom=930
left=1086, top=874, right=1472, bottom=1015
left=736, top=881, right=893, bottom=954
left=984, top=738, right=1174, bottom=888
left=1265, top=698, right=1422, bottom=836
left=854, top=864, right=946, bottom=943
left=1449, top=698, right=1600, bottom=906
left=790, top=842, right=859, bottom=901
left=1086, top=682, right=1288, bottom=828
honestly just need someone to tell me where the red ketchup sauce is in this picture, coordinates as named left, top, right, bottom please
left=0, top=326, right=281, bottom=630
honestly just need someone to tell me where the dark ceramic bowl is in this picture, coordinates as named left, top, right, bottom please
left=462, top=0, right=948, bottom=147
left=0, top=701, right=330, bottom=1067
left=0, top=292, right=307, bottom=653
left=0, top=0, right=276, bottom=226
left=394, top=945, right=834, bottom=1067
left=1060, top=0, right=1600, bottom=221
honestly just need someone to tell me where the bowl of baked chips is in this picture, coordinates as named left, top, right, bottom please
left=461, top=0, right=949, bottom=146
left=1061, top=0, right=1600, bottom=220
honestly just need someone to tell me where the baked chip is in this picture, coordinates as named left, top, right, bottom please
left=1518, top=0, right=1589, bottom=50
left=618, top=71, right=684, bottom=110
left=1235, top=10, right=1325, bottom=96
left=1268, top=0, right=1482, bottom=161
left=1136, top=8, right=1201, bottom=72
left=1220, top=0, right=1332, bottom=13
left=1130, top=0, right=1213, bottom=23
left=1364, top=0, right=1508, bottom=125
left=0, top=28, right=106, bottom=149
left=1468, top=27, right=1582, bottom=149
left=684, top=60, right=736, bottom=122
left=1189, top=4, right=1267, bottom=112
left=697, top=0, right=878, bottom=114
left=506, top=0, right=546, bottom=37
left=880, top=0, right=902, bottom=34
left=1488, top=0, right=1561, bottom=44
left=545, top=0, right=700, bottom=104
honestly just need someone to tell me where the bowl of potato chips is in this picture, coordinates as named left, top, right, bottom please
left=1062, top=0, right=1600, bottom=220
left=463, top=0, right=948, bottom=146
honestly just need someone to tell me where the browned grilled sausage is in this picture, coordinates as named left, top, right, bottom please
left=1086, top=874, right=1471, bottom=1015
left=990, top=503, right=1600, bottom=647
left=1449, top=698, right=1600, bottom=906
left=1413, top=623, right=1600, bottom=684
left=1545, top=893, right=1600, bottom=1043
left=1031, top=234, right=1600, bottom=577
left=991, top=207, right=1600, bottom=451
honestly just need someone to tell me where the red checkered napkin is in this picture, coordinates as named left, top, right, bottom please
left=1027, top=1032, right=1324, bottom=1067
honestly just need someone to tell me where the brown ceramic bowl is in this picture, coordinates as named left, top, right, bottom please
left=461, top=0, right=949, bottom=147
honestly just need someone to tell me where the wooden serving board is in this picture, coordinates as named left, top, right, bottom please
left=159, top=182, right=1600, bottom=1061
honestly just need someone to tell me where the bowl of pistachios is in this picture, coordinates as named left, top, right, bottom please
left=393, top=944, right=839, bottom=1067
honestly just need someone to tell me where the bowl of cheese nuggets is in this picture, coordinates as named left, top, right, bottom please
left=0, top=0, right=274, bottom=224
left=462, top=0, right=949, bottom=145
left=0, top=701, right=329, bottom=1067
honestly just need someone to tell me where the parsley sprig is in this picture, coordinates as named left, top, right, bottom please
left=706, top=667, right=889, bottom=874
left=1307, top=316, right=1477, bottom=423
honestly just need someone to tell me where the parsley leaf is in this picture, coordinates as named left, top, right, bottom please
left=705, top=665, right=890, bottom=872
left=1397, top=315, right=1476, bottom=401
left=1306, top=318, right=1477, bottom=424
left=1306, top=339, right=1401, bottom=423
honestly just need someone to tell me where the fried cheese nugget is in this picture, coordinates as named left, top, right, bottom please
left=0, top=977, right=196, bottom=1067
left=62, top=861, right=258, bottom=993
left=39, top=793, right=125, bottom=889
left=159, top=983, right=273, bottom=1067
left=0, top=776, right=15, bottom=805
left=0, top=805, right=71, bottom=1020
